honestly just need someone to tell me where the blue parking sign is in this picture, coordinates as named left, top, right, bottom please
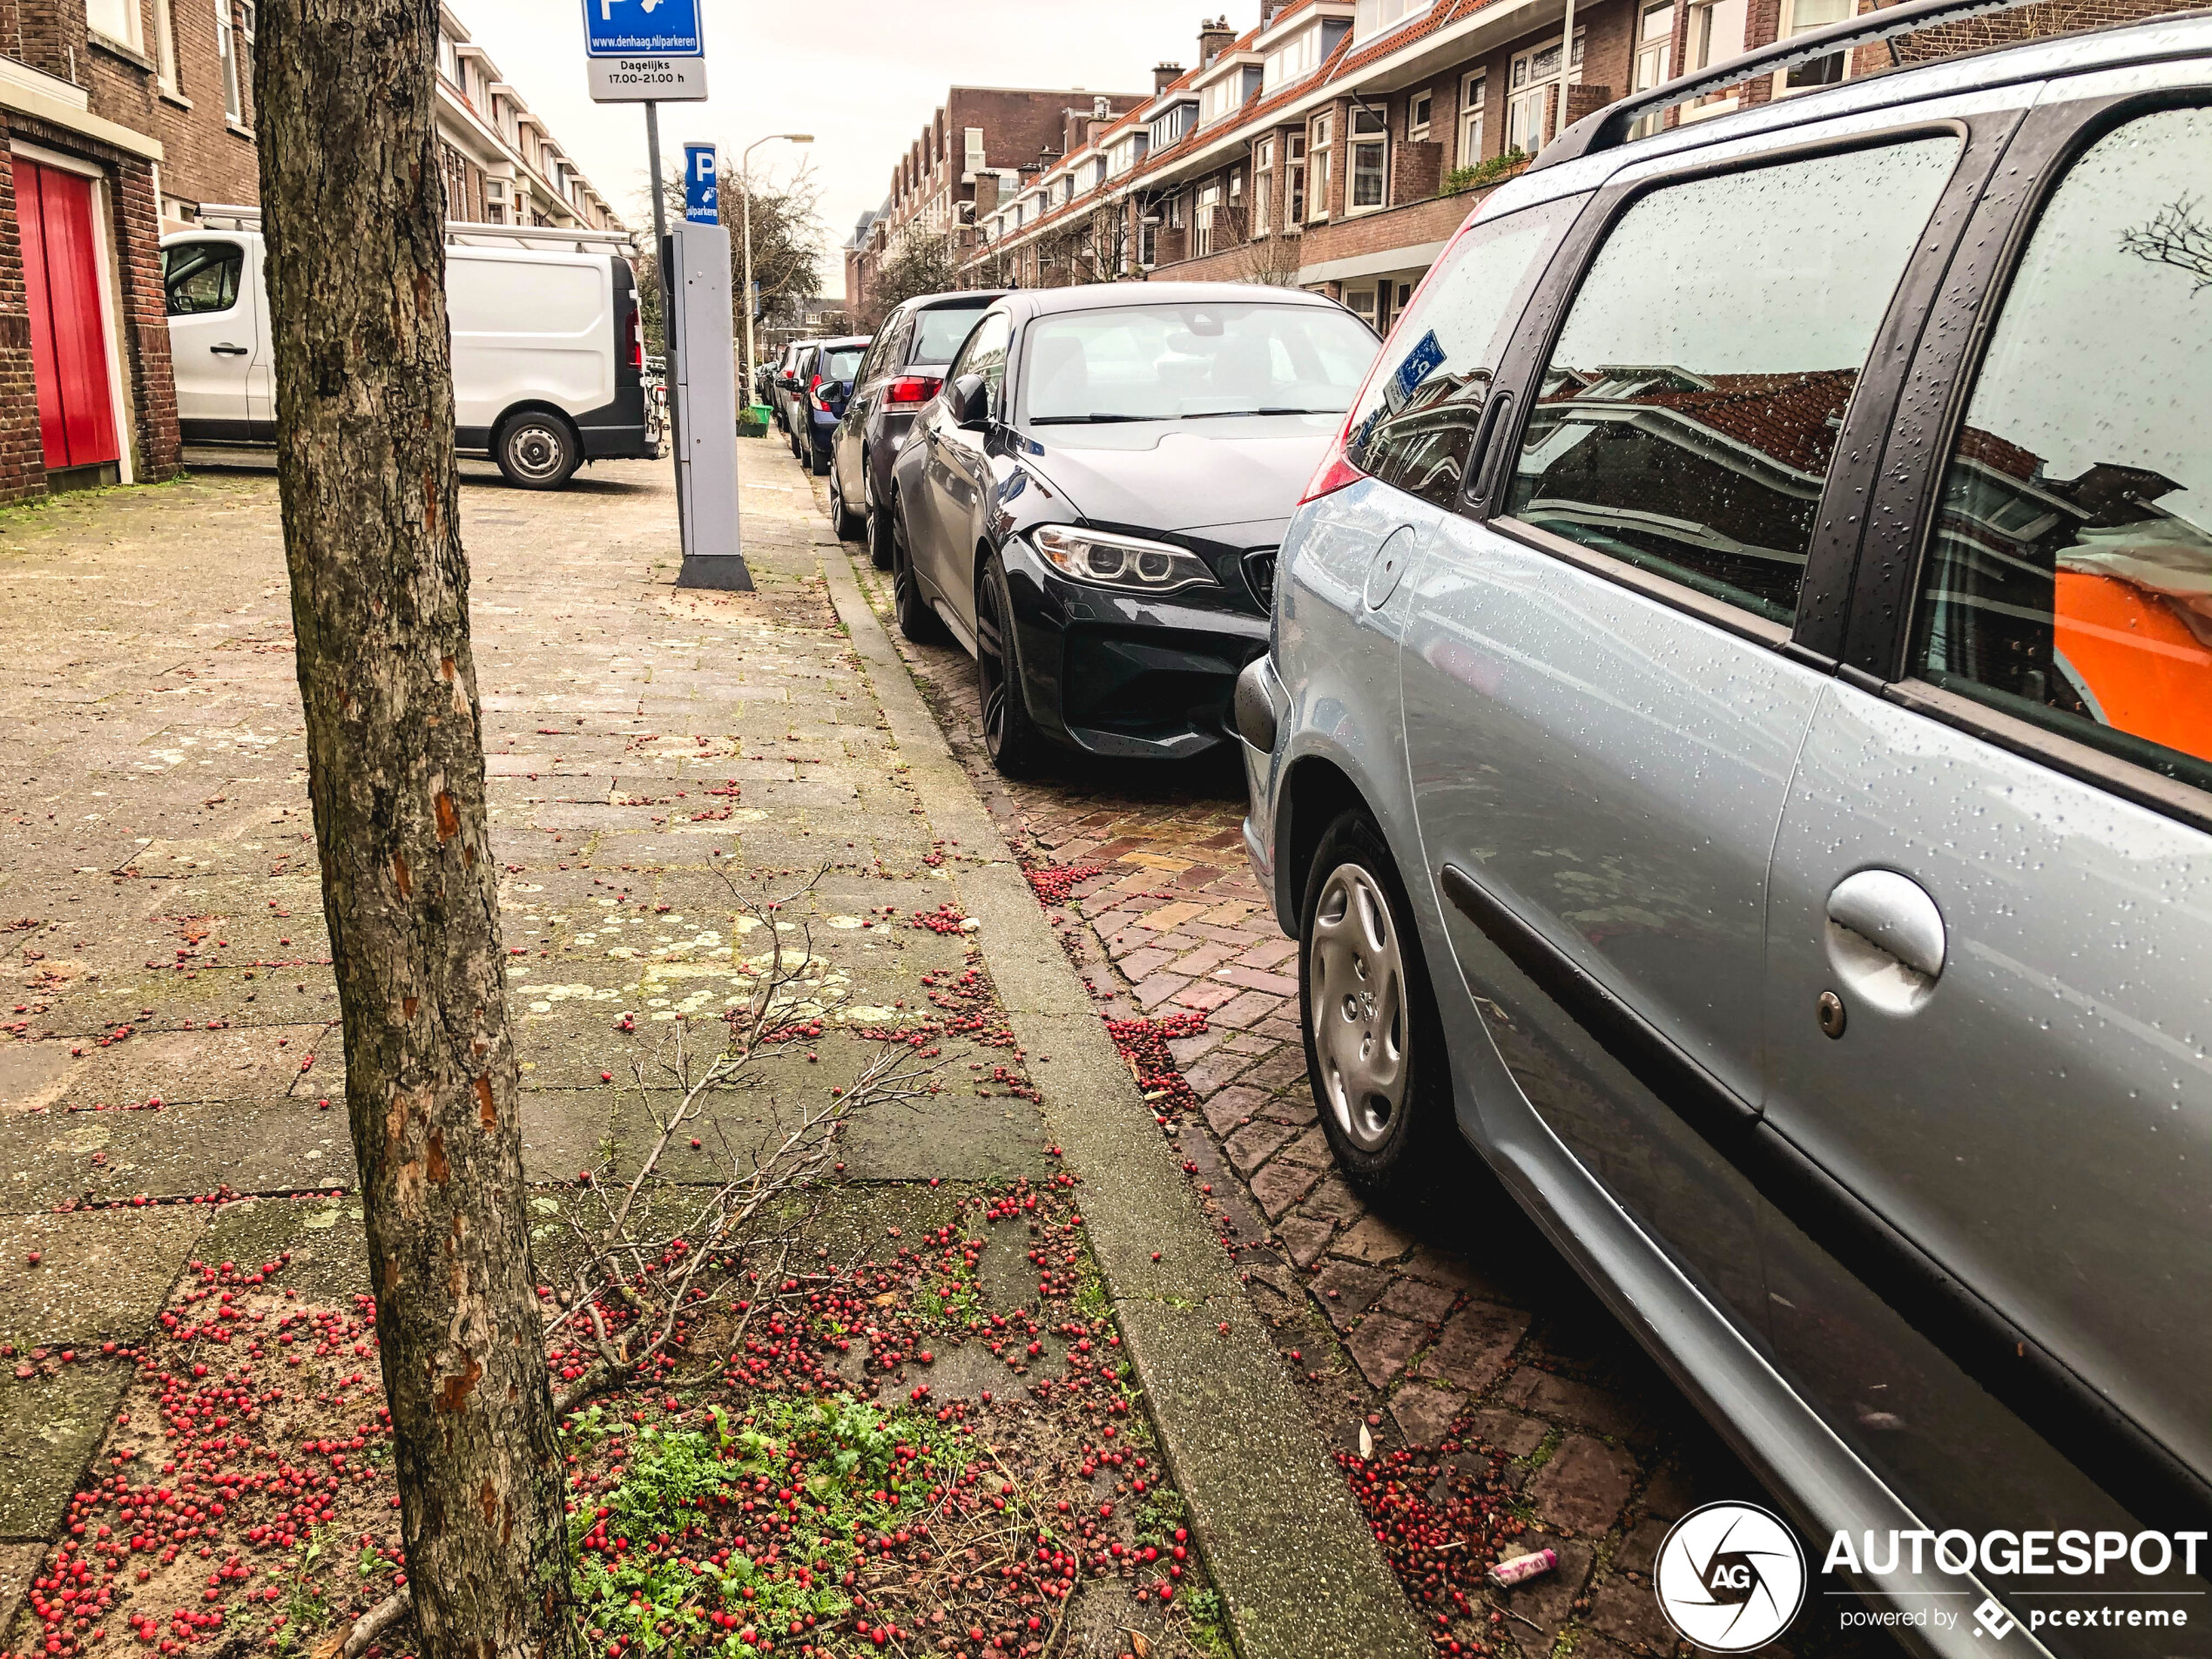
left=583, top=0, right=704, bottom=58
left=684, top=144, right=718, bottom=225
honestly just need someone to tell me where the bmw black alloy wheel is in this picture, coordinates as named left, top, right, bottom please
left=973, top=557, right=1048, bottom=777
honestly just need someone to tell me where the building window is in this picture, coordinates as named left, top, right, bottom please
left=1409, top=90, right=1433, bottom=140
left=1459, top=72, right=1486, bottom=165
left=152, top=0, right=179, bottom=91
left=1140, top=217, right=1158, bottom=266
left=1349, top=107, right=1388, bottom=211
left=1779, top=0, right=1855, bottom=88
left=1506, top=30, right=1581, bottom=157
left=86, top=0, right=142, bottom=50
left=1629, top=3, right=1675, bottom=138
left=1254, top=137, right=1274, bottom=236
left=1167, top=191, right=1185, bottom=231
left=1345, top=286, right=1379, bottom=327
left=1309, top=111, right=1332, bottom=220
left=1263, top=24, right=1323, bottom=91
left=217, top=0, right=243, bottom=122
left=1686, top=0, right=1749, bottom=111
left=1352, top=0, right=1433, bottom=42
left=1196, top=184, right=1220, bottom=256
left=1286, top=133, right=1307, bottom=226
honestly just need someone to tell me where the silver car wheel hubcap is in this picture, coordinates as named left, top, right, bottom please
left=1310, top=862, right=1406, bottom=1153
left=509, top=426, right=562, bottom=482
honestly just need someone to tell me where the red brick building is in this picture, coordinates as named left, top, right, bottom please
left=846, top=84, right=1149, bottom=326
left=0, top=0, right=621, bottom=507
left=966, top=0, right=2186, bottom=327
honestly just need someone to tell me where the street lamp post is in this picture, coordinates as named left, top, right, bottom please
left=740, top=132, right=813, bottom=409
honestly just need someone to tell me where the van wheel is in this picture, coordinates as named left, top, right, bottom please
left=496, top=415, right=580, bottom=490
left=1298, top=810, right=1453, bottom=1200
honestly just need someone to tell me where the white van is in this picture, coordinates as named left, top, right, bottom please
left=159, top=212, right=662, bottom=489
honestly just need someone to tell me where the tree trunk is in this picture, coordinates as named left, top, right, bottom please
left=250, top=6, right=576, bottom=1656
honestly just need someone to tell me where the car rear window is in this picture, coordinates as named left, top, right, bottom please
left=1020, top=301, right=1377, bottom=424
left=823, top=347, right=865, bottom=380
left=911, top=306, right=989, bottom=367
left=1347, top=199, right=1578, bottom=509
left=1912, top=105, right=2212, bottom=794
left=1510, top=137, right=1959, bottom=623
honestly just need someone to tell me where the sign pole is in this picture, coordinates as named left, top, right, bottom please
left=644, top=100, right=685, bottom=538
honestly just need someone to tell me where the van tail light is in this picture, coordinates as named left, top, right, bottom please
left=884, top=375, right=941, bottom=406
left=1298, top=416, right=1368, bottom=505
left=624, top=307, right=643, bottom=372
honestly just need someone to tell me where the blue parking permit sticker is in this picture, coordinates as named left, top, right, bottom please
left=1393, top=330, right=1447, bottom=401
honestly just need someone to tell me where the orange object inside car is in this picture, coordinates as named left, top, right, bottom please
left=2054, top=570, right=2212, bottom=764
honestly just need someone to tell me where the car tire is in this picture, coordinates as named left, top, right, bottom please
left=975, top=552, right=1052, bottom=779
left=1298, top=810, right=1454, bottom=1200
left=809, top=433, right=831, bottom=476
left=828, top=466, right=864, bottom=541
left=864, top=472, right=895, bottom=571
left=495, top=413, right=580, bottom=490
left=892, top=497, right=944, bottom=645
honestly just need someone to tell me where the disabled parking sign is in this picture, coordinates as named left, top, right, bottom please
left=583, top=0, right=708, bottom=102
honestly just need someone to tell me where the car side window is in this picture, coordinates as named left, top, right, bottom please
left=1911, top=105, right=2212, bottom=794
left=951, top=312, right=1011, bottom=416
left=162, top=240, right=243, bottom=316
left=1508, top=138, right=1959, bottom=623
left=1345, top=199, right=1577, bottom=509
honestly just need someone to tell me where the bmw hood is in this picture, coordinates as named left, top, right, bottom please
left=1021, top=413, right=1338, bottom=543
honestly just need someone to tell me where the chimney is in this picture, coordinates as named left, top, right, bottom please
left=1260, top=0, right=1294, bottom=23
left=1153, top=61, right=1184, bottom=95
left=1198, top=17, right=1235, bottom=66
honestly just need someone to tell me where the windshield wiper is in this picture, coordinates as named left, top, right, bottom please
left=1028, top=414, right=1164, bottom=425
left=1181, top=407, right=1341, bottom=418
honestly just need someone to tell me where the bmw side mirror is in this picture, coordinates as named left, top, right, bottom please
left=950, top=373, right=990, bottom=431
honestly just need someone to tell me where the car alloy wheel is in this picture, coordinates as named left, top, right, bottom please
left=974, top=556, right=1048, bottom=778
left=865, top=478, right=895, bottom=570
left=829, top=468, right=863, bottom=542
left=1307, top=862, right=1407, bottom=1151
left=892, top=502, right=943, bottom=644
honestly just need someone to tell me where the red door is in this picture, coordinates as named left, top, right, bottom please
left=18, top=160, right=121, bottom=472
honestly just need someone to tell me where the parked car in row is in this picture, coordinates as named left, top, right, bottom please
left=886, top=284, right=1378, bottom=778
left=826, top=290, right=1002, bottom=565
left=787, top=336, right=871, bottom=475
left=163, top=213, right=659, bottom=489
left=1238, top=10, right=2212, bottom=1652
left=766, top=340, right=824, bottom=435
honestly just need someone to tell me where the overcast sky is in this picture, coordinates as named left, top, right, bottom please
left=454, top=0, right=1223, bottom=296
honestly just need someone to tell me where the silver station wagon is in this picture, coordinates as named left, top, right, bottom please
left=1236, top=3, right=2212, bottom=1653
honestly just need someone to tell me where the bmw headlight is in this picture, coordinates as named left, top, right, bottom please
left=1028, top=525, right=1218, bottom=594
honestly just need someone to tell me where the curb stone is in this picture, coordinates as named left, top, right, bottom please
left=817, top=536, right=1431, bottom=1659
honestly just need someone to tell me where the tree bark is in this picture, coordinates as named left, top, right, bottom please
left=250, top=6, right=576, bottom=1656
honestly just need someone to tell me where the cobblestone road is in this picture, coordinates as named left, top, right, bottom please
left=800, top=450, right=1892, bottom=1659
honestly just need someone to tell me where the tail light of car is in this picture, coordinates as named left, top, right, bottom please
left=1298, top=416, right=1368, bottom=505
left=624, top=306, right=643, bottom=372
left=810, top=373, right=831, bottom=413
left=884, top=375, right=942, bottom=406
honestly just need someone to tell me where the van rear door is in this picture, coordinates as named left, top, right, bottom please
left=446, top=249, right=613, bottom=449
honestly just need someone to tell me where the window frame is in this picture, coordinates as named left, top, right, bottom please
left=1348, top=105, right=1390, bottom=214
left=1308, top=112, right=1333, bottom=222
left=1409, top=90, right=1433, bottom=141
left=1458, top=72, right=1487, bottom=165
left=1833, top=89, right=2212, bottom=831
left=85, top=0, right=144, bottom=52
left=1467, top=117, right=1998, bottom=662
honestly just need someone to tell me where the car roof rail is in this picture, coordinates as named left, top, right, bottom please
left=1530, top=0, right=2047, bottom=172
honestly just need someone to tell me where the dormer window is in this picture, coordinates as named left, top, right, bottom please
left=1352, top=0, right=1433, bottom=42
left=1263, top=24, right=1320, bottom=91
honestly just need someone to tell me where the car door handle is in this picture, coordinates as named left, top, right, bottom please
left=1824, top=869, right=1946, bottom=1011
left=211, top=344, right=249, bottom=357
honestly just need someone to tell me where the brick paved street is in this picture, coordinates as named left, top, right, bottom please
left=807, top=456, right=1893, bottom=1659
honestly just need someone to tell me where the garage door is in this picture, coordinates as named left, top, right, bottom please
left=17, top=158, right=121, bottom=472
